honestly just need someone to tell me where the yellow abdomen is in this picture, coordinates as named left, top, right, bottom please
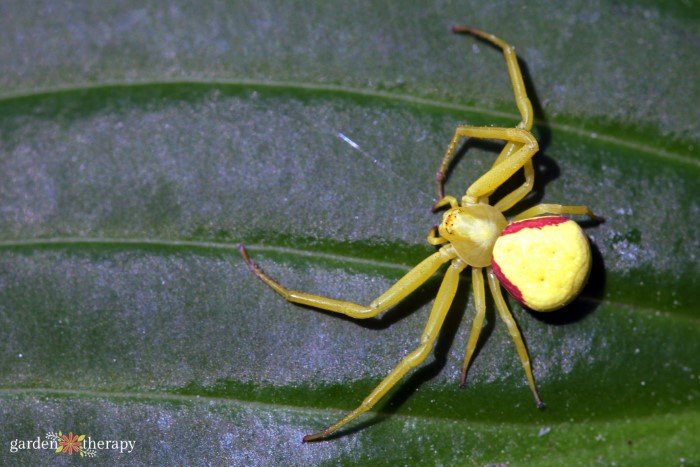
left=492, top=216, right=592, bottom=312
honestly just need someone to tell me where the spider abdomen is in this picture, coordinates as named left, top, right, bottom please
left=492, top=216, right=592, bottom=312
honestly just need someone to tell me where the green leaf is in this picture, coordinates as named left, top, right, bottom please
left=1, top=1, right=699, bottom=465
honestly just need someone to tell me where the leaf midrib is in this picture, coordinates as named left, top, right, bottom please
left=0, top=80, right=697, bottom=168
left=1, top=386, right=696, bottom=428
left=3, top=237, right=695, bottom=320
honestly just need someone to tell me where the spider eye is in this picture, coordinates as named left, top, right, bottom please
left=492, top=216, right=592, bottom=312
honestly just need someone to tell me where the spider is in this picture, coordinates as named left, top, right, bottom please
left=239, top=26, right=601, bottom=442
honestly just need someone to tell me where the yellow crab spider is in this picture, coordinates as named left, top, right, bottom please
left=239, top=26, right=601, bottom=442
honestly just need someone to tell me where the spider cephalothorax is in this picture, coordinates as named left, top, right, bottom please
left=240, top=26, right=601, bottom=442
left=437, top=203, right=507, bottom=267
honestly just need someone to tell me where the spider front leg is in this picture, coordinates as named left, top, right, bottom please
left=239, top=244, right=455, bottom=319
left=303, top=258, right=467, bottom=442
left=452, top=26, right=534, bottom=132
left=492, top=158, right=534, bottom=212
left=436, top=25, right=534, bottom=203
left=433, top=126, right=538, bottom=207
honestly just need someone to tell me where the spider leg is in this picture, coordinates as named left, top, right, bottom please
left=460, top=267, right=487, bottom=387
left=433, top=126, right=538, bottom=207
left=431, top=195, right=459, bottom=213
left=435, top=132, right=534, bottom=212
left=426, top=226, right=448, bottom=245
left=487, top=267, right=545, bottom=409
left=474, top=135, right=535, bottom=211
left=302, top=258, right=467, bottom=442
left=452, top=26, right=533, bottom=131
left=492, top=159, right=534, bottom=212
left=512, top=203, right=603, bottom=223
left=239, top=244, right=456, bottom=320
left=457, top=127, right=539, bottom=205
left=436, top=26, right=534, bottom=202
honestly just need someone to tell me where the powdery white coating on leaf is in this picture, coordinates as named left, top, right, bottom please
left=591, top=162, right=693, bottom=276
left=0, top=2, right=697, bottom=142
left=223, top=404, right=363, bottom=465
left=237, top=260, right=425, bottom=386
left=0, top=93, right=438, bottom=245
